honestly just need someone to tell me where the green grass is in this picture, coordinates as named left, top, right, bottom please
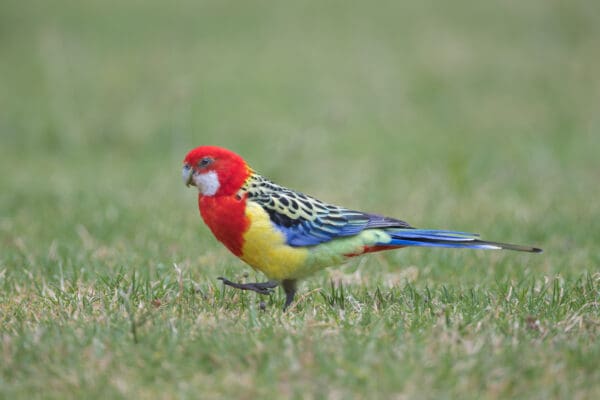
left=1, top=0, right=599, bottom=398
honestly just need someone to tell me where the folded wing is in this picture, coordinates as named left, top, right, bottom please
left=243, top=175, right=411, bottom=246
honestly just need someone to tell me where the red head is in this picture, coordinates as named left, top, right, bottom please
left=183, top=146, right=251, bottom=197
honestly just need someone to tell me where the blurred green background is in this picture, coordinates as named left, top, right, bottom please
left=1, top=0, right=599, bottom=398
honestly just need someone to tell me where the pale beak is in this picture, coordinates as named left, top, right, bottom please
left=182, top=165, right=194, bottom=187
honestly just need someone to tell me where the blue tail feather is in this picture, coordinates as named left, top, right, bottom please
left=383, top=229, right=542, bottom=253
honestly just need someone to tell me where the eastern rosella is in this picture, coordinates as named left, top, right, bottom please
left=183, top=146, right=541, bottom=310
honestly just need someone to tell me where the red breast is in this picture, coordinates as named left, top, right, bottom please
left=199, top=194, right=249, bottom=257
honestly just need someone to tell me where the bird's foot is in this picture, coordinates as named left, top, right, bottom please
left=217, top=277, right=278, bottom=295
left=282, top=279, right=297, bottom=311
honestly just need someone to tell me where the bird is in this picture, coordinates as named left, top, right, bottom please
left=182, top=145, right=542, bottom=310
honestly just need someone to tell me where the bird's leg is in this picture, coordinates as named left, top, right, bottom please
left=281, top=279, right=297, bottom=311
left=217, top=277, right=278, bottom=295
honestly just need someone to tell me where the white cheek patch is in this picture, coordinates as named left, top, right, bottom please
left=194, top=170, right=220, bottom=196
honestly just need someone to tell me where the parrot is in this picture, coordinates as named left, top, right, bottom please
left=182, top=145, right=541, bottom=310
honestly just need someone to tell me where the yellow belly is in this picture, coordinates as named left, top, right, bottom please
left=240, top=201, right=309, bottom=281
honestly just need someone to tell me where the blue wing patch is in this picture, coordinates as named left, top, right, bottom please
left=272, top=211, right=411, bottom=246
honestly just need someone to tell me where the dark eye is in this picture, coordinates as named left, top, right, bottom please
left=198, top=157, right=213, bottom=168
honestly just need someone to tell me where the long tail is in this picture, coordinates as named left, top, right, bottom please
left=385, top=229, right=542, bottom=253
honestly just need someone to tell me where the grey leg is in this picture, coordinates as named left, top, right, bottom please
left=282, top=279, right=297, bottom=311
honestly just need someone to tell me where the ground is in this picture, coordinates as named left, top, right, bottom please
left=1, top=0, right=599, bottom=398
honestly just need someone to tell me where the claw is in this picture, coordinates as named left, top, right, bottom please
left=218, top=277, right=278, bottom=295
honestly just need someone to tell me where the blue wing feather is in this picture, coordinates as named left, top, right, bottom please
left=276, top=212, right=408, bottom=246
